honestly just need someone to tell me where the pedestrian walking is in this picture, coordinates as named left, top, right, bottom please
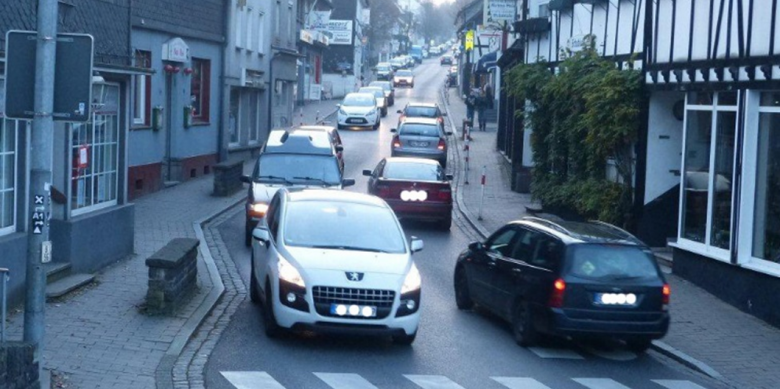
left=465, top=92, right=477, bottom=123
left=476, top=91, right=488, bottom=131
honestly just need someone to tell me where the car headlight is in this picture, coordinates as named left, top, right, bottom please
left=249, top=202, right=269, bottom=216
left=338, top=108, right=348, bottom=116
left=278, top=257, right=305, bottom=288
left=401, top=263, right=421, bottom=294
left=369, top=108, right=378, bottom=116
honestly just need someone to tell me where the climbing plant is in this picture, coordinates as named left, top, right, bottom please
left=505, top=37, right=644, bottom=227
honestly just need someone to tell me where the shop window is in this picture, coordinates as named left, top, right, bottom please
left=229, top=88, right=240, bottom=145
left=133, top=50, right=152, bottom=126
left=680, top=92, right=737, bottom=252
left=71, top=84, right=120, bottom=216
left=0, top=79, right=18, bottom=235
left=754, top=93, right=780, bottom=263
left=190, top=58, right=211, bottom=123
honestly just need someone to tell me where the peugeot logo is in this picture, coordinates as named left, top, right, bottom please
left=346, top=272, right=364, bottom=281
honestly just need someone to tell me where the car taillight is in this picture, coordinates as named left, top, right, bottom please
left=437, top=188, right=451, bottom=201
left=437, top=138, right=446, bottom=150
left=662, top=283, right=670, bottom=306
left=377, top=185, right=391, bottom=197
left=392, top=136, right=401, bottom=148
left=438, top=117, right=443, bottom=123
left=548, top=278, right=566, bottom=308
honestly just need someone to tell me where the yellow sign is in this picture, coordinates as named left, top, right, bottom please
left=465, top=30, right=474, bottom=51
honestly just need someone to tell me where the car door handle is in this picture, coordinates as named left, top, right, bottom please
left=487, top=261, right=497, bottom=269
left=512, top=268, right=523, bottom=274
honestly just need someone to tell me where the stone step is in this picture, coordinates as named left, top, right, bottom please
left=44, top=262, right=71, bottom=283
left=46, top=273, right=95, bottom=300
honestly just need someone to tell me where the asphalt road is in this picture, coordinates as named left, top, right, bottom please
left=203, top=59, right=725, bottom=389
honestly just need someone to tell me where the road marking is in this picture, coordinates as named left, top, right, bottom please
left=315, top=373, right=379, bottom=389
left=579, top=345, right=638, bottom=361
left=405, top=374, right=466, bottom=389
left=652, top=380, right=709, bottom=389
left=528, top=347, right=585, bottom=359
left=221, top=371, right=286, bottom=389
left=491, top=376, right=552, bottom=389
left=573, top=378, right=632, bottom=389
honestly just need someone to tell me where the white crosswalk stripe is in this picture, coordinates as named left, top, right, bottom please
left=220, top=371, right=286, bottom=389
left=528, top=346, right=586, bottom=359
left=652, top=380, right=709, bottom=389
left=315, top=372, right=379, bottom=389
left=573, top=378, right=633, bottom=389
left=405, top=374, right=466, bottom=389
left=492, top=376, right=553, bottom=389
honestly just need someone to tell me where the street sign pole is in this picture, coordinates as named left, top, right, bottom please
left=24, top=0, right=58, bottom=366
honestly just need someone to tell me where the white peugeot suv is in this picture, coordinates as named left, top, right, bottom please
left=249, top=188, right=423, bottom=344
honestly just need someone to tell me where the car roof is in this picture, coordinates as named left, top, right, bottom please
left=344, top=92, right=374, bottom=99
left=406, top=102, right=439, bottom=108
left=285, top=188, right=388, bottom=207
left=385, top=157, right=440, bottom=166
left=511, top=217, right=647, bottom=246
left=400, top=117, right=440, bottom=125
left=296, top=125, right=336, bottom=134
left=264, top=130, right=333, bottom=155
left=369, top=81, right=391, bottom=85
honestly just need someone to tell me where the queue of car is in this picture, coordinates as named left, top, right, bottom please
left=239, top=65, right=669, bottom=353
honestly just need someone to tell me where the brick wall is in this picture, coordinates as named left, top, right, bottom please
left=145, top=238, right=199, bottom=315
left=128, top=162, right=163, bottom=200
left=213, top=160, right=244, bottom=196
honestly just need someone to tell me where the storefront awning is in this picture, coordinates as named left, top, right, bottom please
left=474, top=51, right=498, bottom=74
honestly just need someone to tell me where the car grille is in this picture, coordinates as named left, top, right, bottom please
left=313, top=286, right=396, bottom=319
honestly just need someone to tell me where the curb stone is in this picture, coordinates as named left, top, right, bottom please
left=438, top=86, right=727, bottom=384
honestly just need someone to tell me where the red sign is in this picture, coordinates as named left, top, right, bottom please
left=78, top=145, right=89, bottom=169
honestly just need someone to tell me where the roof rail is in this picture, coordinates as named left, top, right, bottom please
left=588, top=220, right=643, bottom=243
left=521, top=216, right=573, bottom=236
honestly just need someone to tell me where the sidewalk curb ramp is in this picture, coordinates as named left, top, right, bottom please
left=438, top=87, right=726, bottom=385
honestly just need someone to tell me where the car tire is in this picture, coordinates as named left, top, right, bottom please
left=439, top=216, right=452, bottom=231
left=512, top=301, right=540, bottom=347
left=373, top=120, right=380, bottom=130
left=392, top=331, right=417, bottom=345
left=263, top=280, right=283, bottom=338
left=454, top=267, right=473, bottom=310
left=382, top=108, right=387, bottom=117
left=249, top=255, right=261, bottom=304
left=626, top=339, right=653, bottom=353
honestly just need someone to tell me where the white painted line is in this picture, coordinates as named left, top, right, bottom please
left=404, top=374, right=466, bottom=389
left=652, top=379, right=709, bottom=389
left=580, top=345, right=638, bottom=361
left=573, top=378, right=632, bottom=389
left=221, top=371, right=286, bottom=389
left=315, top=373, right=379, bottom=389
left=492, top=376, right=553, bottom=389
left=528, top=347, right=586, bottom=359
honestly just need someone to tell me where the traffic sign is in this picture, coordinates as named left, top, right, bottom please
left=3, top=30, right=94, bottom=122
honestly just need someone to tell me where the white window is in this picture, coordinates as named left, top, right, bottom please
left=257, top=12, right=266, bottom=54
left=751, top=92, right=780, bottom=265
left=247, top=7, right=254, bottom=51
left=236, top=6, right=245, bottom=49
left=70, top=83, right=120, bottom=216
left=133, top=50, right=151, bottom=126
left=275, top=1, right=281, bottom=37
left=289, top=4, right=295, bottom=42
left=539, top=2, right=550, bottom=18
left=0, top=79, right=18, bottom=235
left=229, top=88, right=240, bottom=145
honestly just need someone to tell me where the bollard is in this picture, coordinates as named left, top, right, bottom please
left=461, top=118, right=472, bottom=141
left=463, top=138, right=470, bottom=185
left=478, top=166, right=486, bottom=221
left=299, top=108, right=304, bottom=126
left=315, top=110, right=320, bottom=124
left=0, top=267, right=8, bottom=343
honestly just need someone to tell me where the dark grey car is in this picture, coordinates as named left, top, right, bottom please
left=390, top=118, right=452, bottom=168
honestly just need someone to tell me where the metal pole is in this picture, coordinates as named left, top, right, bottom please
left=478, top=166, right=486, bottom=221
left=26, top=0, right=58, bottom=362
left=463, top=137, right=470, bottom=185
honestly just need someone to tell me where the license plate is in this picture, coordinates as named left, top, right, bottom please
left=595, top=293, right=638, bottom=306
left=330, top=303, right=377, bottom=317
left=347, top=118, right=363, bottom=124
left=410, top=141, right=429, bottom=147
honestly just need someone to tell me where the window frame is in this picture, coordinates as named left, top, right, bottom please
left=190, top=58, right=211, bottom=123
left=0, top=104, right=19, bottom=236
left=132, top=50, right=152, bottom=127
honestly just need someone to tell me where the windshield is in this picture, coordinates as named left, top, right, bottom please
left=399, top=123, right=440, bottom=137
left=359, top=88, right=384, bottom=98
left=343, top=94, right=375, bottom=107
left=567, top=244, right=660, bottom=280
left=376, top=65, right=391, bottom=71
left=284, top=200, right=406, bottom=253
left=255, top=154, right=341, bottom=185
left=384, top=161, right=441, bottom=181
left=397, top=70, right=413, bottom=77
left=405, top=106, right=438, bottom=118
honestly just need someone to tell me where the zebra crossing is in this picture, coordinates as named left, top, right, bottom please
left=220, top=371, right=709, bottom=389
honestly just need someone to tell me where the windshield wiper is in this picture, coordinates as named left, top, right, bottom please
left=256, top=175, right=294, bottom=185
left=609, top=274, right=645, bottom=281
left=310, top=245, right=387, bottom=253
left=292, top=176, right=337, bottom=186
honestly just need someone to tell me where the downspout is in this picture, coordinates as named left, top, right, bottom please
left=218, top=0, right=232, bottom=162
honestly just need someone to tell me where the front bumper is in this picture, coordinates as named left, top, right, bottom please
left=338, top=114, right=377, bottom=128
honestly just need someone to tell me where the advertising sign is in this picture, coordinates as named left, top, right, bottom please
left=484, top=0, right=517, bottom=25
left=465, top=30, right=475, bottom=51
left=325, top=20, right=353, bottom=45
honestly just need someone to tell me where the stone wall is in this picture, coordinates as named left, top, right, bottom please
left=213, top=160, right=244, bottom=197
left=0, top=342, right=39, bottom=389
left=145, top=238, right=199, bottom=315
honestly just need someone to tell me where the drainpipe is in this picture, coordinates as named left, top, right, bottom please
left=218, top=0, right=232, bottom=162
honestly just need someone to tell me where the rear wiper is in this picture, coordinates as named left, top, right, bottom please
left=311, top=245, right=387, bottom=253
left=609, top=275, right=645, bottom=281
left=256, top=175, right=293, bottom=185
left=293, top=176, right=337, bottom=186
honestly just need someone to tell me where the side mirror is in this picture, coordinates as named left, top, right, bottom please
left=342, top=178, right=356, bottom=187
left=411, top=237, right=424, bottom=253
left=240, top=175, right=252, bottom=184
left=445, top=174, right=454, bottom=181
left=397, top=110, right=403, bottom=114
left=390, top=128, right=397, bottom=133
left=253, top=227, right=270, bottom=244
left=468, top=241, right=484, bottom=251
left=362, top=169, right=372, bottom=176
left=445, top=131, right=453, bottom=136
left=442, top=112, right=448, bottom=117
left=335, top=145, right=344, bottom=152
